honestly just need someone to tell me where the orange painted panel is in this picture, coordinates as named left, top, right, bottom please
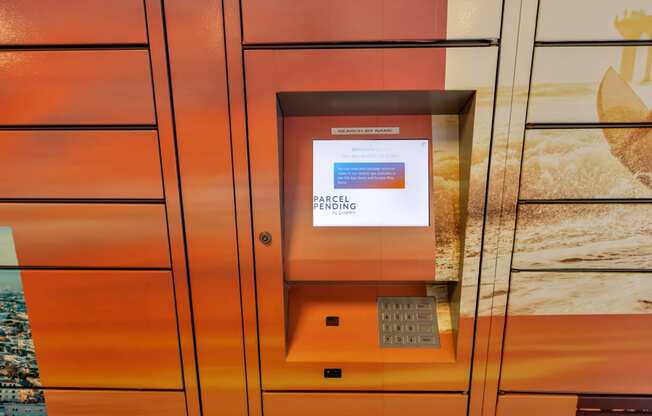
left=501, top=315, right=652, bottom=394
left=43, top=390, right=186, bottom=416
left=284, top=115, right=435, bottom=281
left=497, top=394, right=577, bottom=416
left=0, top=50, right=155, bottom=125
left=264, top=392, right=466, bottom=416
left=260, top=316, right=473, bottom=391
left=0, top=204, right=170, bottom=268
left=286, top=285, right=455, bottom=364
left=242, top=0, right=447, bottom=43
left=0, top=1, right=147, bottom=45
left=245, top=48, right=478, bottom=392
left=23, top=270, right=181, bottom=389
left=0, top=130, right=163, bottom=198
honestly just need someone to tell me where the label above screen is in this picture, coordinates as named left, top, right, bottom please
left=312, top=139, right=430, bottom=227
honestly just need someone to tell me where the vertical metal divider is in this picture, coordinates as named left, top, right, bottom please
left=152, top=0, right=250, bottom=415
left=466, top=0, right=516, bottom=412
left=143, top=1, right=203, bottom=415
left=223, top=0, right=264, bottom=415
left=467, top=1, right=540, bottom=415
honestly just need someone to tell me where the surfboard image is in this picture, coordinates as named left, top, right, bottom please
left=597, top=67, right=652, bottom=188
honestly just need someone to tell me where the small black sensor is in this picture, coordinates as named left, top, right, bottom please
left=323, top=368, right=342, bottom=378
left=325, top=316, right=340, bottom=326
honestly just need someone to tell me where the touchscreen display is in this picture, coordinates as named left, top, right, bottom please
left=312, top=139, right=430, bottom=227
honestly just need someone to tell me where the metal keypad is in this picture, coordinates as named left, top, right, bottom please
left=377, top=297, right=439, bottom=348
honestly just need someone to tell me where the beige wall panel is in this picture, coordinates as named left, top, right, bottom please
left=446, top=0, right=502, bottom=40
left=537, top=0, right=652, bottom=41
left=528, top=47, right=652, bottom=123
left=513, top=204, right=652, bottom=269
left=521, top=128, right=652, bottom=199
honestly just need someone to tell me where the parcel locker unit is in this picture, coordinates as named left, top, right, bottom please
left=241, top=42, right=499, bottom=413
left=3, top=1, right=652, bottom=416
left=158, top=0, right=652, bottom=415
left=0, top=1, right=210, bottom=415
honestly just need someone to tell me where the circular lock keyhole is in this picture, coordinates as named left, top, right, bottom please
left=259, top=231, right=272, bottom=246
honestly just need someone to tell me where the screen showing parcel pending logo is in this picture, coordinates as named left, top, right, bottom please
left=312, top=139, right=430, bottom=227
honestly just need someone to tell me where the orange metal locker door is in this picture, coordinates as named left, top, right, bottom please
left=0, top=1, right=204, bottom=415
left=241, top=0, right=502, bottom=43
left=0, top=1, right=147, bottom=45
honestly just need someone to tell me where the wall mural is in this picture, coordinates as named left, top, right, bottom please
left=502, top=7, right=652, bottom=394
left=598, top=68, right=652, bottom=188
left=0, top=228, right=46, bottom=416
left=518, top=8, right=652, bottom=267
left=614, top=10, right=652, bottom=82
left=600, top=10, right=652, bottom=188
